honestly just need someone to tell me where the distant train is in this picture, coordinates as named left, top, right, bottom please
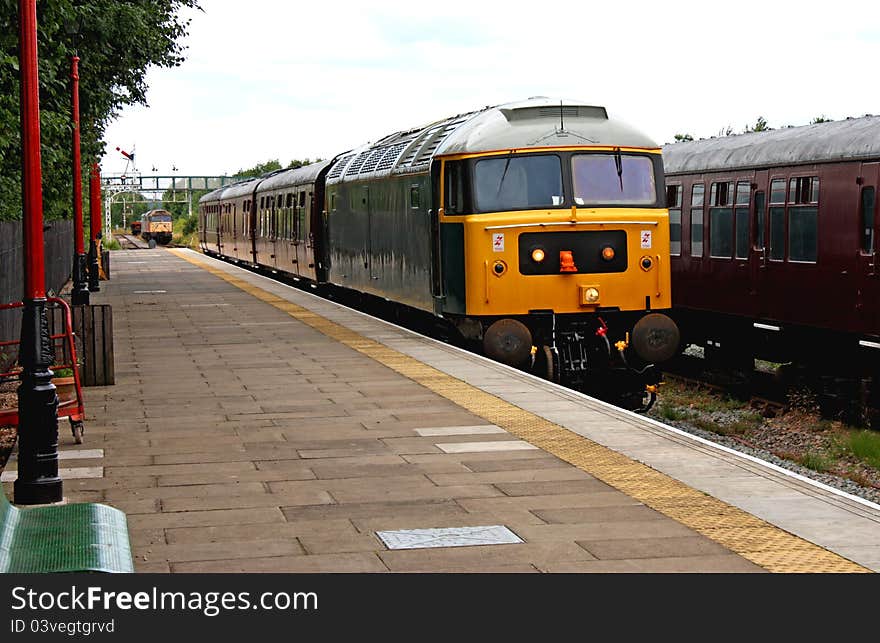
left=130, top=220, right=142, bottom=236
left=140, top=209, right=173, bottom=246
left=663, top=116, right=880, bottom=421
left=199, top=97, right=681, bottom=410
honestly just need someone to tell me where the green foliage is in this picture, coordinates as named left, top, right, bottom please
left=673, top=133, right=693, bottom=143
left=287, top=157, right=324, bottom=169
left=234, top=159, right=282, bottom=179
left=0, top=0, right=201, bottom=221
left=810, top=115, right=833, bottom=124
left=181, top=212, right=197, bottom=235
left=744, top=116, right=771, bottom=133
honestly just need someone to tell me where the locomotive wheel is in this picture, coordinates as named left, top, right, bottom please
left=483, top=318, right=532, bottom=367
left=533, top=345, right=558, bottom=382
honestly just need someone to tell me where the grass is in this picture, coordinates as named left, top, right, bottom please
left=171, top=216, right=199, bottom=248
left=102, top=236, right=121, bottom=251
left=845, top=430, right=880, bottom=469
left=797, top=451, right=832, bottom=472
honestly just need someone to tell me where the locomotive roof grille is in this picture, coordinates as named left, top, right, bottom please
left=343, top=151, right=371, bottom=177
left=358, top=147, right=387, bottom=174
left=326, top=153, right=356, bottom=180
left=325, top=98, right=654, bottom=184
left=374, top=141, right=410, bottom=173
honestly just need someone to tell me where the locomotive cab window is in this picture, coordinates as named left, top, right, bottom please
left=443, top=160, right=467, bottom=215
left=475, top=154, right=563, bottom=212
left=571, top=153, right=656, bottom=206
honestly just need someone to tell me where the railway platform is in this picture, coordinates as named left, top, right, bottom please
left=4, top=247, right=879, bottom=573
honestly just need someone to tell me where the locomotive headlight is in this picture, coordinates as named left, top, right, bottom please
left=585, top=287, right=600, bottom=303
left=531, top=248, right=546, bottom=263
left=601, top=246, right=615, bottom=261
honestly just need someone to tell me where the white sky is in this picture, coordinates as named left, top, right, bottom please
left=100, top=0, right=880, bottom=177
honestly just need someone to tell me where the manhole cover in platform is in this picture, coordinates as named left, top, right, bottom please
left=376, top=525, right=523, bottom=550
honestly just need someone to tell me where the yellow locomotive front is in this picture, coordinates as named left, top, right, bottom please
left=434, top=100, right=679, bottom=410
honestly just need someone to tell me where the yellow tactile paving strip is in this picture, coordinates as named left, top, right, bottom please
left=172, top=249, right=870, bottom=573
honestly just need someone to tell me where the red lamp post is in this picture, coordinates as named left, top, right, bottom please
left=15, top=0, right=62, bottom=504
left=88, top=163, right=102, bottom=292
left=70, top=55, right=89, bottom=305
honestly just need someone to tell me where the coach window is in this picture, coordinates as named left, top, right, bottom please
left=788, top=176, right=818, bottom=262
left=710, top=181, right=734, bottom=258
left=735, top=181, right=750, bottom=259
left=769, top=179, right=786, bottom=260
left=861, top=187, right=875, bottom=254
left=690, top=183, right=704, bottom=257
left=666, top=184, right=681, bottom=256
left=753, top=191, right=765, bottom=250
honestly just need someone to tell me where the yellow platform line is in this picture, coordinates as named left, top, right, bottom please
left=171, top=249, right=870, bottom=573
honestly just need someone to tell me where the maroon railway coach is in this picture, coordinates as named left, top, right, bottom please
left=662, top=116, right=879, bottom=413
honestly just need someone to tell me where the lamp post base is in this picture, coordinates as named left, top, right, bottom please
left=72, top=252, right=89, bottom=305
left=13, top=298, right=62, bottom=505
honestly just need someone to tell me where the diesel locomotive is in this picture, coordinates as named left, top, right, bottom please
left=140, top=209, right=174, bottom=246
left=199, top=97, right=680, bottom=410
left=663, top=115, right=880, bottom=421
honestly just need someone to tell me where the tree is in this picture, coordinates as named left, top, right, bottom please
left=673, top=133, right=693, bottom=143
left=744, top=116, right=771, bottom=133
left=233, top=159, right=282, bottom=179
left=287, top=157, right=324, bottom=169
left=0, top=0, right=201, bottom=221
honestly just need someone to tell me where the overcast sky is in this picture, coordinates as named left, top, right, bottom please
left=100, top=0, right=880, bottom=177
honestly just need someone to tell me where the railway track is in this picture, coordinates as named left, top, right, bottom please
left=115, top=233, right=148, bottom=250
left=659, top=351, right=879, bottom=426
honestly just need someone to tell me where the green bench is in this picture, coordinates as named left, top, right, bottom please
left=0, top=491, right=133, bottom=573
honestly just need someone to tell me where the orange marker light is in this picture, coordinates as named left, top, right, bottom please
left=559, top=250, right=577, bottom=272
left=601, top=246, right=615, bottom=261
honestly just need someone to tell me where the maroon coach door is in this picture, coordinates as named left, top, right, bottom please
left=860, top=162, right=879, bottom=337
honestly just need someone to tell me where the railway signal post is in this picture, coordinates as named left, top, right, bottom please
left=14, top=0, right=63, bottom=504
left=70, top=54, right=89, bottom=305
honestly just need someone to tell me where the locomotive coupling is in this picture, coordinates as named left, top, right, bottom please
left=631, top=313, right=680, bottom=363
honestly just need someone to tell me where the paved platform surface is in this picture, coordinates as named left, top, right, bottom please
left=5, top=248, right=879, bottom=572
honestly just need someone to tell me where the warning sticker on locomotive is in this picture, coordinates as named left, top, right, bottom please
left=492, top=233, right=505, bottom=252
left=640, top=230, right=652, bottom=249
